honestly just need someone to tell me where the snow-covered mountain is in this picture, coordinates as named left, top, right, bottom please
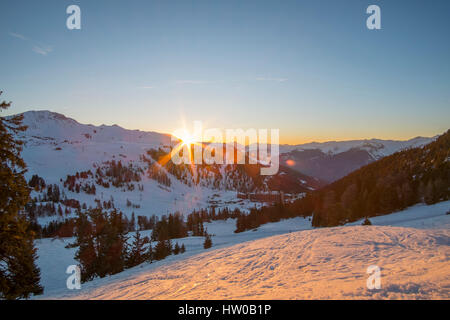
left=279, top=137, right=435, bottom=182
left=10, top=110, right=437, bottom=223
left=19, top=110, right=171, bottom=146
left=17, top=110, right=171, bottom=181
left=11, top=110, right=321, bottom=223
left=280, top=137, right=435, bottom=158
left=13, top=111, right=243, bottom=221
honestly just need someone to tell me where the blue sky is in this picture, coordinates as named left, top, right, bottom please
left=1, top=0, right=449, bottom=143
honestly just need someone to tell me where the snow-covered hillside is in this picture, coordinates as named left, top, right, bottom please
left=37, top=200, right=450, bottom=299
left=279, top=136, right=436, bottom=182
left=13, top=110, right=317, bottom=221
left=14, top=111, right=434, bottom=216
left=17, top=110, right=170, bottom=181
left=49, top=225, right=450, bottom=300
left=280, top=137, right=435, bottom=159
left=20, top=110, right=171, bottom=146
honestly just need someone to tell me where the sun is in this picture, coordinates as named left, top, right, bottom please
left=174, top=130, right=196, bottom=148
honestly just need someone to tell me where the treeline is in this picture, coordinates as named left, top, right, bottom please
left=64, top=170, right=97, bottom=194
left=187, top=206, right=242, bottom=236
left=25, top=202, right=71, bottom=219
left=25, top=177, right=86, bottom=220
left=234, top=198, right=313, bottom=233
left=31, top=211, right=152, bottom=239
left=63, top=160, right=144, bottom=195
left=69, top=209, right=185, bottom=283
left=31, top=204, right=242, bottom=248
left=145, top=148, right=261, bottom=192
left=100, top=160, right=143, bottom=189
left=146, top=160, right=172, bottom=187
left=310, top=130, right=450, bottom=227
left=151, top=213, right=188, bottom=241
left=29, top=219, right=77, bottom=238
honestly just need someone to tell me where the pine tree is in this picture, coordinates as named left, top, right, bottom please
left=129, top=212, right=136, bottom=232
left=173, top=243, right=180, bottom=255
left=146, top=241, right=153, bottom=262
left=200, top=221, right=205, bottom=236
left=126, top=231, right=149, bottom=268
left=166, top=239, right=173, bottom=255
left=203, top=232, right=212, bottom=249
left=180, top=244, right=186, bottom=254
left=99, top=210, right=128, bottom=276
left=72, top=211, right=96, bottom=282
left=0, top=92, right=43, bottom=299
left=153, top=239, right=168, bottom=260
left=72, top=209, right=129, bottom=281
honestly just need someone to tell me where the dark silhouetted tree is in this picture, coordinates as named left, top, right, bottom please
left=0, top=92, right=43, bottom=299
left=203, top=232, right=212, bottom=249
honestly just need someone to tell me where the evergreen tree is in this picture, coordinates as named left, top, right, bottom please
left=126, top=231, right=149, bottom=268
left=153, top=239, right=168, bottom=260
left=173, top=242, right=180, bottom=255
left=72, top=209, right=129, bottom=282
left=98, top=210, right=128, bottom=276
left=166, top=239, right=173, bottom=255
left=146, top=241, right=153, bottom=262
left=72, top=211, right=96, bottom=282
left=180, top=244, right=186, bottom=254
left=0, top=92, right=43, bottom=299
left=362, top=217, right=372, bottom=226
left=203, top=232, right=212, bottom=249
left=153, top=239, right=173, bottom=260
left=129, top=212, right=136, bottom=232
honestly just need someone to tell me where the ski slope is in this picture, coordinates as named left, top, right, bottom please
left=50, top=226, right=450, bottom=300
left=37, top=201, right=450, bottom=300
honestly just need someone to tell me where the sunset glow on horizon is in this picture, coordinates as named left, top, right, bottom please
left=1, top=0, right=449, bottom=144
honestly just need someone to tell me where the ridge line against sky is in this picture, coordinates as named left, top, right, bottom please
left=1, top=0, right=449, bottom=144
left=8, top=109, right=440, bottom=146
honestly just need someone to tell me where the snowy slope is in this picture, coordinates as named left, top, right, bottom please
left=17, top=110, right=170, bottom=181
left=48, top=225, right=450, bottom=300
left=12, top=111, right=273, bottom=219
left=19, top=110, right=170, bottom=146
left=280, top=137, right=435, bottom=159
left=37, top=200, right=450, bottom=299
left=13, top=110, right=320, bottom=221
left=347, top=201, right=450, bottom=229
left=34, top=216, right=312, bottom=297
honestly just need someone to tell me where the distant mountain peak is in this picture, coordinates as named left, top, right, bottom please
left=21, top=109, right=73, bottom=120
left=279, top=135, right=437, bottom=182
left=13, top=109, right=170, bottom=146
left=280, top=136, right=435, bottom=159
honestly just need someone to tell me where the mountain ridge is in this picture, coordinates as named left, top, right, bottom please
left=9, top=110, right=323, bottom=221
left=10, top=110, right=435, bottom=151
left=11, top=110, right=436, bottom=185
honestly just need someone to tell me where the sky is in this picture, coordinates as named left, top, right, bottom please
left=1, top=0, right=449, bottom=144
